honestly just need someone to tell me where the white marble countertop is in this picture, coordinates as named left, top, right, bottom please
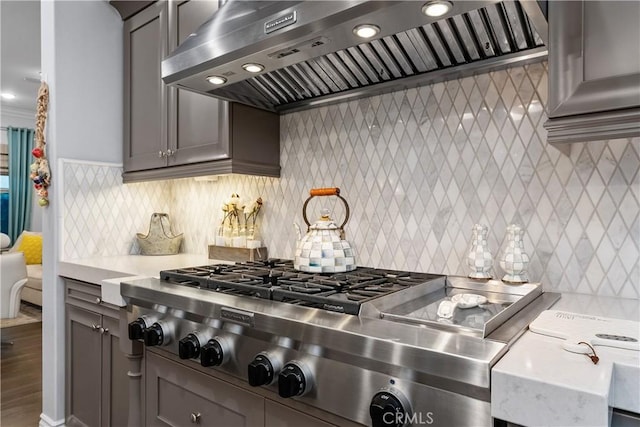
left=492, top=293, right=640, bottom=426
left=58, top=254, right=224, bottom=284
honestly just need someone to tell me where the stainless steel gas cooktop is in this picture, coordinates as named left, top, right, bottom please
left=121, top=259, right=559, bottom=426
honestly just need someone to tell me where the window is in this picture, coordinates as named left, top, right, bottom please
left=1, top=143, right=8, bottom=235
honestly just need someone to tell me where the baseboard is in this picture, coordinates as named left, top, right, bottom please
left=39, top=413, right=65, bottom=427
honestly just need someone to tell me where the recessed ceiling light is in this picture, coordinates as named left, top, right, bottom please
left=242, top=63, right=264, bottom=73
left=207, top=75, right=227, bottom=85
left=1, top=93, right=16, bottom=100
left=353, top=24, right=380, bottom=39
left=422, top=1, right=453, bottom=17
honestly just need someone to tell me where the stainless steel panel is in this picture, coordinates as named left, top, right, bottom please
left=136, top=306, right=495, bottom=426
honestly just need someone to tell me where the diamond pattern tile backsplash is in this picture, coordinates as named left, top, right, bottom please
left=60, top=160, right=172, bottom=259
left=61, top=62, right=639, bottom=298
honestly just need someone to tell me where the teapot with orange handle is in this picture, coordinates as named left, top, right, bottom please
left=293, top=188, right=356, bottom=273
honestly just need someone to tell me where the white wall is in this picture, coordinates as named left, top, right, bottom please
left=40, top=1, right=123, bottom=425
left=1, top=107, right=42, bottom=232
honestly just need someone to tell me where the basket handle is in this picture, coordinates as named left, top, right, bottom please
left=302, top=188, right=350, bottom=234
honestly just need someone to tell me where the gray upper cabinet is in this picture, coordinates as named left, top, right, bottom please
left=544, top=0, right=640, bottom=143
left=122, top=0, right=280, bottom=183
left=169, top=0, right=229, bottom=166
left=124, top=1, right=168, bottom=172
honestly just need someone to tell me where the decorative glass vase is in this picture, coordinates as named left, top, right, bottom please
left=499, top=224, right=529, bottom=283
left=466, top=224, right=493, bottom=279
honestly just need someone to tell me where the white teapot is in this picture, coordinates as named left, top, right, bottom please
left=294, top=188, right=356, bottom=273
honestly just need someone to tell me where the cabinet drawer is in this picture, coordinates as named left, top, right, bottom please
left=64, top=279, right=120, bottom=317
left=146, top=351, right=265, bottom=427
left=66, top=279, right=102, bottom=304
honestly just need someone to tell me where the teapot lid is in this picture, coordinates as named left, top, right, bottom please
left=309, top=208, right=339, bottom=230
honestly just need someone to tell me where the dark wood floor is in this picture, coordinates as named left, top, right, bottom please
left=1, top=322, right=42, bottom=427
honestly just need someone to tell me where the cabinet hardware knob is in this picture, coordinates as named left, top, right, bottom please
left=91, top=324, right=101, bottom=331
left=190, top=412, right=201, bottom=423
left=158, top=151, right=165, bottom=158
left=100, top=327, right=109, bottom=335
left=166, top=149, right=175, bottom=157
left=95, top=297, right=102, bottom=304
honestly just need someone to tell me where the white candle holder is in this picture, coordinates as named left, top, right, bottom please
left=466, top=224, right=493, bottom=279
left=499, top=224, right=530, bottom=283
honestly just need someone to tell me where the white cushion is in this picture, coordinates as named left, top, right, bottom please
left=0, top=233, right=10, bottom=249
left=25, top=264, right=42, bottom=291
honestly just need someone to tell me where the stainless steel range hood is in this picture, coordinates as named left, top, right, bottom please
left=162, top=0, right=547, bottom=113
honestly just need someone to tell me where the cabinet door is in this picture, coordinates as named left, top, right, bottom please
left=265, top=400, right=336, bottom=427
left=168, top=0, right=230, bottom=166
left=66, top=306, right=103, bottom=427
left=545, top=1, right=640, bottom=142
left=101, top=315, right=130, bottom=427
left=124, top=1, right=169, bottom=172
left=146, top=350, right=265, bottom=426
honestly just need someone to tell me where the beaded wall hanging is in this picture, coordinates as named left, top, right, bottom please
left=30, top=81, right=50, bottom=207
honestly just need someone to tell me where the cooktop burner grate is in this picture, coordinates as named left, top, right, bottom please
left=160, top=260, right=443, bottom=315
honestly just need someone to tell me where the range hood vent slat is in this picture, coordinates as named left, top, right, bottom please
left=335, top=50, right=373, bottom=86
left=457, top=15, right=484, bottom=61
left=395, top=32, right=430, bottom=73
left=407, top=28, right=441, bottom=71
left=164, top=0, right=547, bottom=113
left=467, top=10, right=496, bottom=58
left=371, top=39, right=405, bottom=79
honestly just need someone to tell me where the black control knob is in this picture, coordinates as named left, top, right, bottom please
left=178, top=333, right=201, bottom=359
left=278, top=362, right=310, bottom=398
left=128, top=318, right=146, bottom=340
left=247, top=354, right=275, bottom=387
left=369, top=391, right=410, bottom=427
left=143, top=323, right=164, bottom=347
left=200, top=339, right=224, bottom=367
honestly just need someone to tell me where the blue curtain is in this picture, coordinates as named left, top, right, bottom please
left=7, top=127, right=34, bottom=242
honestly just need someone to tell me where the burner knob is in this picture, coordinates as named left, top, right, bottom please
left=247, top=353, right=280, bottom=387
left=143, top=321, right=173, bottom=347
left=200, top=336, right=231, bottom=367
left=278, top=361, right=313, bottom=398
left=369, top=389, right=412, bottom=427
left=128, top=319, right=146, bottom=340
left=178, top=333, right=202, bottom=359
left=128, top=315, right=157, bottom=340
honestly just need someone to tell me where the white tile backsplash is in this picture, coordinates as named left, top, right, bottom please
left=60, top=160, right=172, bottom=260
left=61, top=62, right=639, bottom=298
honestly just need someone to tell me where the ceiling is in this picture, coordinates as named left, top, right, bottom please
left=1, top=0, right=41, bottom=113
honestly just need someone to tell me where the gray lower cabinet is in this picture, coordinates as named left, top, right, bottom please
left=65, top=279, right=130, bottom=427
left=122, top=0, right=280, bottom=183
left=145, top=350, right=265, bottom=426
left=264, top=400, right=335, bottom=427
left=544, top=0, right=640, bottom=143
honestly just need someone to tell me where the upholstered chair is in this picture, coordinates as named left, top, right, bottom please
left=0, top=252, right=29, bottom=318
